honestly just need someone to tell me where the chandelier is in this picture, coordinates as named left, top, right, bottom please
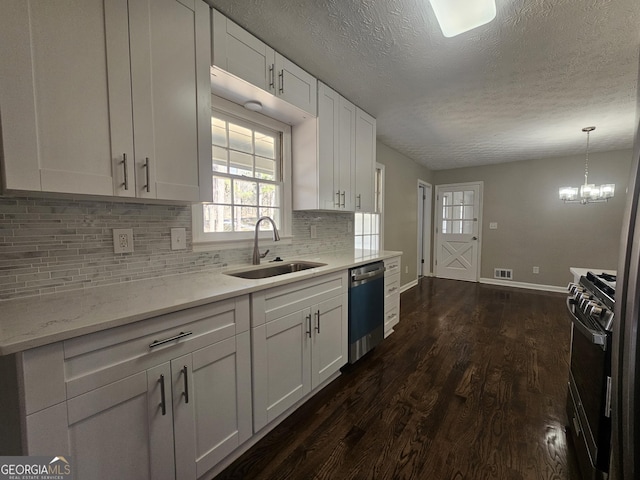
left=559, top=126, right=615, bottom=204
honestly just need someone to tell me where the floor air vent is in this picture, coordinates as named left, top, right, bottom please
left=494, top=268, right=513, bottom=280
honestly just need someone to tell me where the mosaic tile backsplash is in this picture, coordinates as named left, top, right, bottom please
left=0, top=196, right=354, bottom=300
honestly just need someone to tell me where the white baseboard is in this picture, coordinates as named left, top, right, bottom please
left=479, top=277, right=566, bottom=293
left=400, top=279, right=418, bottom=293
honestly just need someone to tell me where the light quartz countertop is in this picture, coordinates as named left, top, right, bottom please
left=0, top=250, right=402, bottom=356
left=570, top=267, right=617, bottom=283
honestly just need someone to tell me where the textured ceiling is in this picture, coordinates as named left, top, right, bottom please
left=207, top=0, right=640, bottom=170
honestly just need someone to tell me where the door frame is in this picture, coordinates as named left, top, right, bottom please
left=434, top=181, right=483, bottom=282
left=417, top=180, right=432, bottom=277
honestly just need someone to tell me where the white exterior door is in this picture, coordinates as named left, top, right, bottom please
left=435, top=182, right=483, bottom=282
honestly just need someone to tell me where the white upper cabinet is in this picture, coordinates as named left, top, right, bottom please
left=0, top=0, right=212, bottom=202
left=293, top=83, right=372, bottom=212
left=274, top=54, right=317, bottom=117
left=211, top=9, right=317, bottom=118
left=355, top=108, right=377, bottom=212
left=211, top=9, right=274, bottom=92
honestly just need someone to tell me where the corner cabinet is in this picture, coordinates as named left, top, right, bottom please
left=211, top=9, right=317, bottom=117
left=251, top=272, right=348, bottom=432
left=293, top=82, right=376, bottom=212
left=12, top=296, right=251, bottom=480
left=0, top=0, right=212, bottom=202
left=384, top=256, right=402, bottom=337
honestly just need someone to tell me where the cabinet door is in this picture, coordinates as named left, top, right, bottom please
left=338, top=96, right=357, bottom=211
left=211, top=9, right=275, bottom=93
left=173, top=333, right=252, bottom=479
left=129, top=0, right=210, bottom=201
left=66, top=368, right=175, bottom=480
left=275, top=54, right=317, bottom=116
left=311, top=295, right=348, bottom=389
left=0, top=0, right=134, bottom=196
left=318, top=83, right=340, bottom=210
left=355, top=108, right=377, bottom=212
left=252, top=308, right=312, bottom=432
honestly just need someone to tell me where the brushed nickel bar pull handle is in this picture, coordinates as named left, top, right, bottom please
left=341, top=191, right=346, bottom=207
left=182, top=365, right=189, bottom=404
left=357, top=194, right=361, bottom=209
left=336, top=191, right=341, bottom=207
left=278, top=70, right=284, bottom=93
left=269, top=64, right=275, bottom=89
left=122, top=153, right=129, bottom=190
left=149, top=331, right=193, bottom=348
left=306, top=313, right=312, bottom=338
left=144, top=157, right=150, bottom=193
left=159, top=374, right=166, bottom=416
left=315, top=310, right=320, bottom=334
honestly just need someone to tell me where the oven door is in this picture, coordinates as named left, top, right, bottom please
left=566, top=299, right=612, bottom=472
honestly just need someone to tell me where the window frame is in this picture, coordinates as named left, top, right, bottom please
left=354, top=163, right=385, bottom=252
left=192, top=96, right=292, bottom=249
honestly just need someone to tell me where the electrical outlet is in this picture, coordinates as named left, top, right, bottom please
left=310, top=225, right=317, bottom=239
left=171, top=228, right=186, bottom=250
left=489, top=222, right=498, bottom=230
left=113, top=228, right=134, bottom=253
left=347, top=221, right=353, bottom=233
left=533, top=266, right=540, bottom=274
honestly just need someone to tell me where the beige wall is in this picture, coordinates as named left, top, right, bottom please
left=377, top=141, right=433, bottom=287
left=433, top=149, right=633, bottom=287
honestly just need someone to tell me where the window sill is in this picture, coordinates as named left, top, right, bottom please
left=192, top=235, right=293, bottom=253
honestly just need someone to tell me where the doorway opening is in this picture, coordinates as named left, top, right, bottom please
left=417, top=181, right=432, bottom=278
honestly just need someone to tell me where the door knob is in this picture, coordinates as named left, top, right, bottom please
left=472, top=236, right=478, bottom=240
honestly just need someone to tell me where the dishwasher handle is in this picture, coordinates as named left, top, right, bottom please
left=352, top=267, right=385, bottom=283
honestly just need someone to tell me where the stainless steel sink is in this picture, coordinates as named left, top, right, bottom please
left=225, top=261, right=327, bottom=279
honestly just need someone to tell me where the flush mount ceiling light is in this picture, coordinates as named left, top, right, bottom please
left=429, top=0, right=497, bottom=37
left=243, top=100, right=263, bottom=112
left=559, top=126, right=615, bottom=205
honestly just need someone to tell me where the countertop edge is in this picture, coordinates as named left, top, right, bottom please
left=0, top=250, right=403, bottom=355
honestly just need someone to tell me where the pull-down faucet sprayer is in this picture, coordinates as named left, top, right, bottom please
left=252, top=216, right=280, bottom=265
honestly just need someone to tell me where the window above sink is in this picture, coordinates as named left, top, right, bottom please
left=193, top=96, right=292, bottom=248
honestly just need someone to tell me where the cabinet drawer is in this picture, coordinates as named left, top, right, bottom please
left=384, top=274, right=400, bottom=298
left=251, top=272, right=347, bottom=327
left=384, top=302, right=400, bottom=332
left=64, top=295, right=249, bottom=398
left=384, top=256, right=401, bottom=277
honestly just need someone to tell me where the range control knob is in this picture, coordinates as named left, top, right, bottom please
left=589, top=304, right=605, bottom=319
left=579, top=294, right=593, bottom=310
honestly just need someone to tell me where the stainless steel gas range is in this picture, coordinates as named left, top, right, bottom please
left=566, top=271, right=616, bottom=480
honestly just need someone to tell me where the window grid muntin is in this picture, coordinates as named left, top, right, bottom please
left=207, top=111, right=282, bottom=234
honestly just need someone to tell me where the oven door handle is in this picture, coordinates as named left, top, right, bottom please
left=566, top=297, right=607, bottom=349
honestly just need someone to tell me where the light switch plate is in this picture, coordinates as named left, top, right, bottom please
left=310, top=225, right=317, bottom=239
left=489, top=222, right=498, bottom=230
left=171, top=228, right=187, bottom=250
left=113, top=228, right=134, bottom=254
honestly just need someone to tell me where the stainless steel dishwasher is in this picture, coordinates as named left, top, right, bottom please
left=348, top=261, right=386, bottom=363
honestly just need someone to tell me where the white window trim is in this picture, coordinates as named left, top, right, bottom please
left=193, top=95, right=292, bottom=250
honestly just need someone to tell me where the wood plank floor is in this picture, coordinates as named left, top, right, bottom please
left=215, top=277, right=581, bottom=480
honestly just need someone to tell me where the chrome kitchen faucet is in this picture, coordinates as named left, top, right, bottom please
left=252, top=216, right=280, bottom=265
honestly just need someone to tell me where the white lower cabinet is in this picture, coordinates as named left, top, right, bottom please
left=8, top=272, right=354, bottom=476
left=18, top=296, right=251, bottom=480
left=251, top=272, right=348, bottom=432
left=384, top=256, right=402, bottom=337
left=66, top=367, right=175, bottom=480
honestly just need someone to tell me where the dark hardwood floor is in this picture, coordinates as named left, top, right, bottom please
left=216, top=277, right=581, bottom=480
